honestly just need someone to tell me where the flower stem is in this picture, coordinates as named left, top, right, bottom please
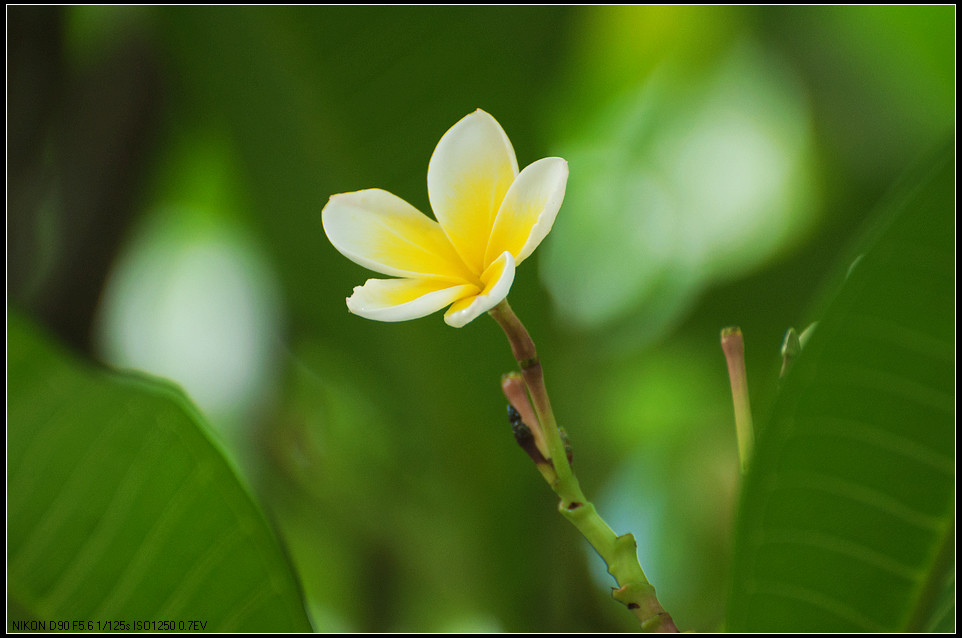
left=489, top=299, right=678, bottom=633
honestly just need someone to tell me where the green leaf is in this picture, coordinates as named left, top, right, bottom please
left=727, top=144, right=955, bottom=632
left=7, top=314, right=312, bottom=632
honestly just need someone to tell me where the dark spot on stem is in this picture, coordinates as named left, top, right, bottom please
left=508, top=404, right=547, bottom=465
left=567, top=501, right=582, bottom=510
left=627, top=603, right=640, bottom=610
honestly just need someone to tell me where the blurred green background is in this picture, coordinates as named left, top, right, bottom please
left=7, top=5, right=954, bottom=632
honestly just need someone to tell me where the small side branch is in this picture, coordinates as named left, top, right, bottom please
left=721, top=326, right=755, bottom=474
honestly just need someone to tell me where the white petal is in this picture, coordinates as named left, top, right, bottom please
left=322, top=189, right=475, bottom=282
left=428, top=109, right=519, bottom=274
left=485, top=157, right=568, bottom=266
left=443, top=251, right=516, bottom=328
left=347, top=278, right=478, bottom=323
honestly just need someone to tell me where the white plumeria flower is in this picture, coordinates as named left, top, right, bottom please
left=322, top=109, right=569, bottom=327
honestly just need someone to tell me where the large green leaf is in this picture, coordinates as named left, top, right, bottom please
left=7, top=314, right=312, bottom=632
left=727, top=144, right=955, bottom=632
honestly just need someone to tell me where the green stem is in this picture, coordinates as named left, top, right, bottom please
left=489, top=299, right=678, bottom=633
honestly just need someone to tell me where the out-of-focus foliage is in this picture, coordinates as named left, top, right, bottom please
left=7, top=314, right=312, bottom=632
left=7, top=5, right=954, bottom=632
left=543, top=39, right=817, bottom=338
left=728, top=145, right=955, bottom=631
left=94, top=134, right=284, bottom=456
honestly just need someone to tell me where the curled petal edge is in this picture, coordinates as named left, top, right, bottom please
left=444, top=251, right=516, bottom=328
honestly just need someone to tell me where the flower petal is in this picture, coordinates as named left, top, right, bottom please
left=322, top=189, right=476, bottom=282
left=485, top=157, right=568, bottom=266
left=443, top=251, right=516, bottom=328
left=428, top=109, right=519, bottom=274
left=346, top=278, right=478, bottom=323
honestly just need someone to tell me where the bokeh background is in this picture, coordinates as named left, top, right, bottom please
left=8, top=5, right=954, bottom=632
